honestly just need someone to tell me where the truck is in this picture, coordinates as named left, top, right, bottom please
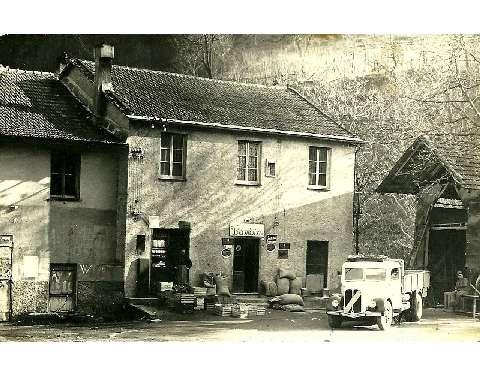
left=326, top=255, right=430, bottom=330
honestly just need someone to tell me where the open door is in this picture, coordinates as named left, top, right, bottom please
left=233, top=238, right=259, bottom=293
left=427, top=229, right=466, bottom=304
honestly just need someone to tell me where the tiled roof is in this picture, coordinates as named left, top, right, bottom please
left=377, top=133, right=480, bottom=193
left=426, top=133, right=480, bottom=190
left=0, top=67, right=119, bottom=143
left=74, top=59, right=356, bottom=140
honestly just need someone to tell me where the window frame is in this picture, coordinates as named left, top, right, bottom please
left=50, top=151, right=81, bottom=201
left=236, top=140, right=262, bottom=186
left=307, top=146, right=331, bottom=190
left=158, top=132, right=187, bottom=181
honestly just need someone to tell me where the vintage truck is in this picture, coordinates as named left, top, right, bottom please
left=326, top=255, right=430, bottom=330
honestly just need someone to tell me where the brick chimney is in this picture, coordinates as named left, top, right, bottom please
left=94, top=44, right=114, bottom=122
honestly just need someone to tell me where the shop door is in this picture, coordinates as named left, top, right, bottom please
left=233, top=238, right=259, bottom=293
left=306, top=241, right=328, bottom=288
left=0, top=235, right=13, bottom=322
left=427, top=229, right=466, bottom=304
left=150, top=229, right=190, bottom=294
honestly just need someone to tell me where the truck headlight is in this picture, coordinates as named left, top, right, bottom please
left=368, top=299, right=377, bottom=309
left=331, top=299, right=340, bottom=308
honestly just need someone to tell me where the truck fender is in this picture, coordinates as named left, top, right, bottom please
left=374, top=298, right=387, bottom=313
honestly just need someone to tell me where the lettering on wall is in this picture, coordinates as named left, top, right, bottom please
left=229, top=223, right=264, bottom=237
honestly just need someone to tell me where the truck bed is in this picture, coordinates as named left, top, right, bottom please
left=403, top=270, right=430, bottom=295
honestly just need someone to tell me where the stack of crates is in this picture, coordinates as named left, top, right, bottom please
left=214, top=304, right=232, bottom=317
left=175, top=293, right=196, bottom=314
left=194, top=287, right=207, bottom=310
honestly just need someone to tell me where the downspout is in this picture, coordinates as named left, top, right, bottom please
left=353, top=147, right=360, bottom=255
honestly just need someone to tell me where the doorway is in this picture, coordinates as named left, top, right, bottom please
left=148, top=228, right=190, bottom=295
left=306, top=241, right=329, bottom=288
left=233, top=238, right=259, bottom=293
left=427, top=229, right=466, bottom=304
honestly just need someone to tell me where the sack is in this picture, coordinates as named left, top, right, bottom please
left=282, top=304, right=305, bottom=312
left=277, top=293, right=304, bottom=306
left=261, top=280, right=277, bottom=297
left=276, top=277, right=290, bottom=295
left=289, top=277, right=302, bottom=295
left=278, top=267, right=296, bottom=280
left=214, top=275, right=231, bottom=296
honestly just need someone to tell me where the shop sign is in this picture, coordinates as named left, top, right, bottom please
left=266, top=234, right=277, bottom=252
left=229, top=223, right=264, bottom=237
left=278, top=242, right=290, bottom=259
left=221, top=238, right=233, bottom=258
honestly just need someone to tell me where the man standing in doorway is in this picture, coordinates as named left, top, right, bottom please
left=175, top=249, right=192, bottom=287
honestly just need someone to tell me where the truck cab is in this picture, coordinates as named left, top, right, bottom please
left=327, top=255, right=429, bottom=330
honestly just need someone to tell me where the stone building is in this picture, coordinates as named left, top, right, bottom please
left=377, top=133, right=480, bottom=304
left=0, top=66, right=127, bottom=320
left=59, top=45, right=362, bottom=297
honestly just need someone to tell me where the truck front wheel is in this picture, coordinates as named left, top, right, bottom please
left=377, top=300, right=393, bottom=330
left=328, top=315, right=342, bottom=329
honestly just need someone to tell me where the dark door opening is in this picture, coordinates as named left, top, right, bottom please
left=427, top=229, right=466, bottom=305
left=233, top=238, right=259, bottom=293
left=137, top=228, right=190, bottom=297
left=306, top=241, right=329, bottom=288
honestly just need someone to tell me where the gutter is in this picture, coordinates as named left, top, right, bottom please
left=127, top=115, right=364, bottom=144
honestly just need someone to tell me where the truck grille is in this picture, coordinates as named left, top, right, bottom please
left=344, top=289, right=362, bottom=313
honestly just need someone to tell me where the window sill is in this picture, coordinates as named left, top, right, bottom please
left=307, top=185, right=330, bottom=191
left=158, top=176, right=186, bottom=182
left=48, top=196, right=80, bottom=202
left=235, top=180, right=261, bottom=186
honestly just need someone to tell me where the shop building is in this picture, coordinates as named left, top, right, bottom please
left=377, top=134, right=480, bottom=304
left=59, top=45, right=362, bottom=297
left=0, top=66, right=128, bottom=320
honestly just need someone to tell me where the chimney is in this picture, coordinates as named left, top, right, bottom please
left=56, top=51, right=69, bottom=75
left=94, top=44, right=114, bottom=122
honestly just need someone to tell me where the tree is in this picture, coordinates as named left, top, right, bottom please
left=172, top=35, right=233, bottom=79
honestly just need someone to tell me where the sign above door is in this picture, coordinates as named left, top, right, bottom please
left=229, top=223, right=265, bottom=237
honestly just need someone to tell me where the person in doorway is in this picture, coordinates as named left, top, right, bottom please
left=454, top=270, right=470, bottom=310
left=175, top=249, right=192, bottom=287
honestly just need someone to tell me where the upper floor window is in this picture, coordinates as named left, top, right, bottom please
left=237, top=140, right=261, bottom=185
left=50, top=152, right=80, bottom=200
left=308, top=146, right=330, bottom=189
left=159, top=133, right=186, bottom=180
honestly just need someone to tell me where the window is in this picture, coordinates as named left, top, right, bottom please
left=344, top=268, right=363, bottom=281
left=308, top=146, right=330, bottom=189
left=265, top=159, right=276, bottom=177
left=365, top=268, right=386, bottom=281
left=159, top=133, right=186, bottom=180
left=237, top=141, right=261, bottom=185
left=50, top=152, right=80, bottom=200
left=391, top=268, right=400, bottom=280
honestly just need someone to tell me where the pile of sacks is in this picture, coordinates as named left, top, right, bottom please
left=262, top=267, right=305, bottom=312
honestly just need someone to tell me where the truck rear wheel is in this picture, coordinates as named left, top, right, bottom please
left=409, top=294, right=423, bottom=322
left=377, top=300, right=393, bottom=330
left=328, top=315, right=342, bottom=329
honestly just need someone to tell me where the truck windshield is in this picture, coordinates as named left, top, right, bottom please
left=344, top=268, right=363, bottom=280
left=365, top=268, right=386, bottom=281
left=344, top=268, right=386, bottom=281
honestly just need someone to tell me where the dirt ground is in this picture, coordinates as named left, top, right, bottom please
left=0, top=307, right=478, bottom=342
